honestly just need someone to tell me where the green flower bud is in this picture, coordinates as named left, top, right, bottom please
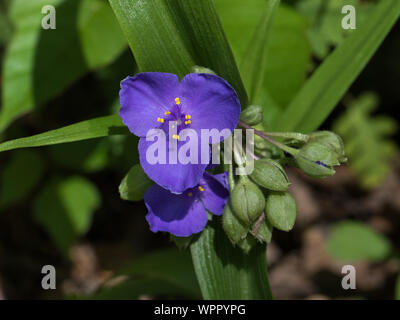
left=222, top=204, right=248, bottom=244
left=250, top=159, right=290, bottom=192
left=191, top=65, right=216, bottom=75
left=240, top=104, right=263, bottom=126
left=266, top=192, right=297, bottom=232
left=230, top=176, right=265, bottom=225
left=295, top=142, right=339, bottom=178
left=309, top=131, right=346, bottom=162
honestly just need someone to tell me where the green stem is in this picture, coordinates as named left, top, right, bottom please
left=238, top=120, right=300, bottom=156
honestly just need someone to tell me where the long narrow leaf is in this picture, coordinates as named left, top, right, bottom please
left=108, top=0, right=248, bottom=106
left=240, top=0, right=280, bottom=102
left=191, top=219, right=272, bottom=300
left=275, top=0, right=400, bottom=132
left=0, top=115, right=128, bottom=152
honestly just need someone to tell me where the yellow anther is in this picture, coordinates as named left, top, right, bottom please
left=198, top=186, right=204, bottom=192
left=188, top=192, right=193, bottom=197
left=175, top=97, right=181, bottom=105
left=164, top=111, right=171, bottom=115
left=157, top=117, right=164, bottom=123
left=185, top=120, right=191, bottom=125
left=185, top=115, right=191, bottom=119
left=172, top=134, right=180, bottom=140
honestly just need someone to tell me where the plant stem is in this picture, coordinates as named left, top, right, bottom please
left=238, top=120, right=300, bottom=156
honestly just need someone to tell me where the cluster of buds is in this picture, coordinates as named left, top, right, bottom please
left=224, top=106, right=346, bottom=253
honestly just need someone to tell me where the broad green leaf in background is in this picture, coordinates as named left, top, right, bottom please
left=0, top=0, right=127, bottom=131
left=216, top=0, right=310, bottom=109
left=334, top=93, right=397, bottom=189
left=297, top=0, right=373, bottom=59
left=0, top=150, right=44, bottom=210
left=0, top=115, right=128, bottom=153
left=276, top=0, right=400, bottom=133
left=109, top=0, right=271, bottom=300
left=108, top=0, right=248, bottom=107
left=326, top=221, right=392, bottom=262
left=78, top=0, right=127, bottom=69
left=191, top=218, right=272, bottom=300
left=119, top=164, right=153, bottom=201
left=34, top=176, right=101, bottom=255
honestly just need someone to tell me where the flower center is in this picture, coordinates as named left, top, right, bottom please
left=156, top=97, right=192, bottom=140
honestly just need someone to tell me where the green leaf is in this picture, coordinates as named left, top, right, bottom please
left=326, top=221, right=392, bottom=262
left=239, top=0, right=280, bottom=102
left=0, top=0, right=126, bottom=131
left=119, top=164, right=153, bottom=201
left=77, top=0, right=127, bottom=69
left=275, top=0, right=400, bottom=132
left=108, top=0, right=248, bottom=106
left=33, top=176, right=101, bottom=255
left=190, top=218, right=272, bottom=299
left=0, top=115, right=128, bottom=153
left=333, top=93, right=397, bottom=189
left=118, top=249, right=201, bottom=298
left=216, top=1, right=310, bottom=109
left=0, top=150, right=44, bottom=210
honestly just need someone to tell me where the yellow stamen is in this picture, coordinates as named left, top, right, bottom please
left=198, top=186, right=204, bottom=192
left=164, top=111, right=171, bottom=115
left=185, top=115, right=191, bottom=119
left=185, top=120, right=191, bottom=125
left=175, top=97, right=181, bottom=105
left=157, top=117, right=164, bottom=123
left=172, top=134, right=180, bottom=140
left=188, top=192, right=193, bottom=197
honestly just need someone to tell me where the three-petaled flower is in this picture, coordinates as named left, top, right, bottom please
left=144, top=172, right=229, bottom=236
left=119, top=72, right=240, bottom=193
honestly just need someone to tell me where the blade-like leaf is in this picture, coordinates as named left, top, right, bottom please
left=190, top=218, right=272, bottom=300
left=240, top=0, right=280, bottom=102
left=108, top=0, right=248, bottom=106
left=275, top=0, right=400, bottom=132
left=0, top=115, right=128, bottom=153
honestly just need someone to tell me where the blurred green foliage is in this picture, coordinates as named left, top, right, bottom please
left=0, top=0, right=126, bottom=131
left=334, top=93, right=398, bottom=189
left=34, top=176, right=100, bottom=255
left=327, top=220, right=392, bottom=262
left=296, top=0, right=373, bottom=59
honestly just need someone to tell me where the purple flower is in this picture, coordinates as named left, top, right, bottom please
left=144, top=172, right=229, bottom=237
left=119, top=72, right=240, bottom=193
